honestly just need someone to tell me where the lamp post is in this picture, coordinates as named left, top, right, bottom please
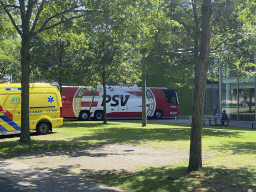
left=218, top=58, right=222, bottom=116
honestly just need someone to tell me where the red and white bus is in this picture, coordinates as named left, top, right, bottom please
left=61, top=85, right=180, bottom=120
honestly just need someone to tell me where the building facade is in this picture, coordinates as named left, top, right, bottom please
left=201, top=73, right=256, bottom=120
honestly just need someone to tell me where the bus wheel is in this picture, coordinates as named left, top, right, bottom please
left=154, top=110, right=163, bottom=119
left=94, top=111, right=103, bottom=121
left=36, top=122, right=50, bottom=135
left=79, top=111, right=90, bottom=121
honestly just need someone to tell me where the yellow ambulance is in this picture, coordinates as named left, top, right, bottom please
left=0, top=83, right=63, bottom=135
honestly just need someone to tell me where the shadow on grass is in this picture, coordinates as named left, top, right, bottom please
left=0, top=132, right=57, bottom=140
left=71, top=125, right=242, bottom=145
left=60, top=121, right=107, bottom=129
left=0, top=159, right=118, bottom=192
left=0, top=139, right=90, bottom=158
left=77, top=166, right=256, bottom=192
left=9, top=144, right=108, bottom=159
left=0, top=121, right=246, bottom=158
left=211, top=141, right=256, bottom=155
left=203, top=124, right=256, bottom=131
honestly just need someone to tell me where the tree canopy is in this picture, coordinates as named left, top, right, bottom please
left=0, top=0, right=98, bottom=142
left=2, top=0, right=256, bottom=172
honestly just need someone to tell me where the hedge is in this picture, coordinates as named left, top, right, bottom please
left=230, top=112, right=255, bottom=121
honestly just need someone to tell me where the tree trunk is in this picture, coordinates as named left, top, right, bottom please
left=192, top=0, right=200, bottom=63
left=102, top=65, right=107, bottom=124
left=58, top=39, right=63, bottom=94
left=142, top=53, right=147, bottom=127
left=20, top=34, right=31, bottom=142
left=188, top=0, right=212, bottom=172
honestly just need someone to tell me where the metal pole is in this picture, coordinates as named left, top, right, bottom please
left=142, top=53, right=147, bottom=127
left=219, top=59, right=222, bottom=116
left=237, top=77, right=239, bottom=121
left=205, top=84, right=207, bottom=114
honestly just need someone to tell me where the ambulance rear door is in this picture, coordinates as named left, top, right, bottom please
left=0, top=91, right=21, bottom=132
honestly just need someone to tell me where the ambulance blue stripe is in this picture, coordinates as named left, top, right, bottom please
left=0, top=115, right=21, bottom=130
left=5, top=88, right=22, bottom=91
left=0, top=124, right=8, bottom=131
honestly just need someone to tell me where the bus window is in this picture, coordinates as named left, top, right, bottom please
left=164, top=89, right=178, bottom=105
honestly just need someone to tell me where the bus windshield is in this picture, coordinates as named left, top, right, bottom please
left=164, top=89, right=178, bottom=105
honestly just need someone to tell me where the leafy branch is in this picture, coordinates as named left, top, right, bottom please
left=0, top=1, right=22, bottom=35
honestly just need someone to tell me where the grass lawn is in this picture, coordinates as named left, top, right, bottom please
left=1, top=121, right=256, bottom=191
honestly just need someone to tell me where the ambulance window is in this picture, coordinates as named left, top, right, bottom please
left=164, top=89, right=177, bottom=105
left=50, top=82, right=60, bottom=90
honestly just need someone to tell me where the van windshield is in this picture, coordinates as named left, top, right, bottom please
left=164, top=89, right=178, bottom=105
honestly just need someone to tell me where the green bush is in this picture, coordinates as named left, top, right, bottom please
left=230, top=112, right=255, bottom=121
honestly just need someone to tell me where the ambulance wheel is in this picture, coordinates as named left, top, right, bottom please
left=94, top=111, right=103, bottom=121
left=79, top=111, right=90, bottom=121
left=36, top=122, right=50, bottom=135
left=154, top=110, right=163, bottom=119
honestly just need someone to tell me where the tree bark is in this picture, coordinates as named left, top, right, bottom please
left=58, top=39, right=63, bottom=94
left=102, top=65, right=107, bottom=124
left=142, top=53, right=147, bottom=127
left=192, top=0, right=200, bottom=63
left=188, top=0, right=212, bottom=172
left=20, top=33, right=31, bottom=142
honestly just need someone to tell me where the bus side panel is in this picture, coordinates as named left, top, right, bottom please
left=125, top=93, right=142, bottom=117
left=165, top=89, right=179, bottom=117
left=120, top=87, right=156, bottom=118
left=62, top=87, right=78, bottom=118
left=81, top=90, right=98, bottom=116
left=62, top=86, right=98, bottom=119
left=105, top=87, right=142, bottom=117
left=105, top=87, right=118, bottom=117
left=93, top=86, right=129, bottom=118
left=151, top=89, right=179, bottom=117
left=88, top=90, right=99, bottom=117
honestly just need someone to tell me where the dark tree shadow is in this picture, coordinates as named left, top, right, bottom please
left=0, top=121, right=246, bottom=158
left=211, top=141, right=256, bottom=155
left=77, top=166, right=256, bottom=192
left=70, top=124, right=242, bottom=146
left=0, top=158, right=123, bottom=192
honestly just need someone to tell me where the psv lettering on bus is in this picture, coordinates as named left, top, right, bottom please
left=61, top=85, right=180, bottom=120
left=101, top=95, right=130, bottom=106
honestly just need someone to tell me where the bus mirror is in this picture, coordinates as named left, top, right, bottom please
left=174, top=89, right=182, bottom=96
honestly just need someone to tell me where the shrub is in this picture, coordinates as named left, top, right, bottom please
left=230, top=112, right=255, bottom=121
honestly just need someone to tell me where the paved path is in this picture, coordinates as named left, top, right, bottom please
left=0, top=158, right=126, bottom=192
left=114, top=117, right=256, bottom=129
left=165, top=118, right=256, bottom=129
